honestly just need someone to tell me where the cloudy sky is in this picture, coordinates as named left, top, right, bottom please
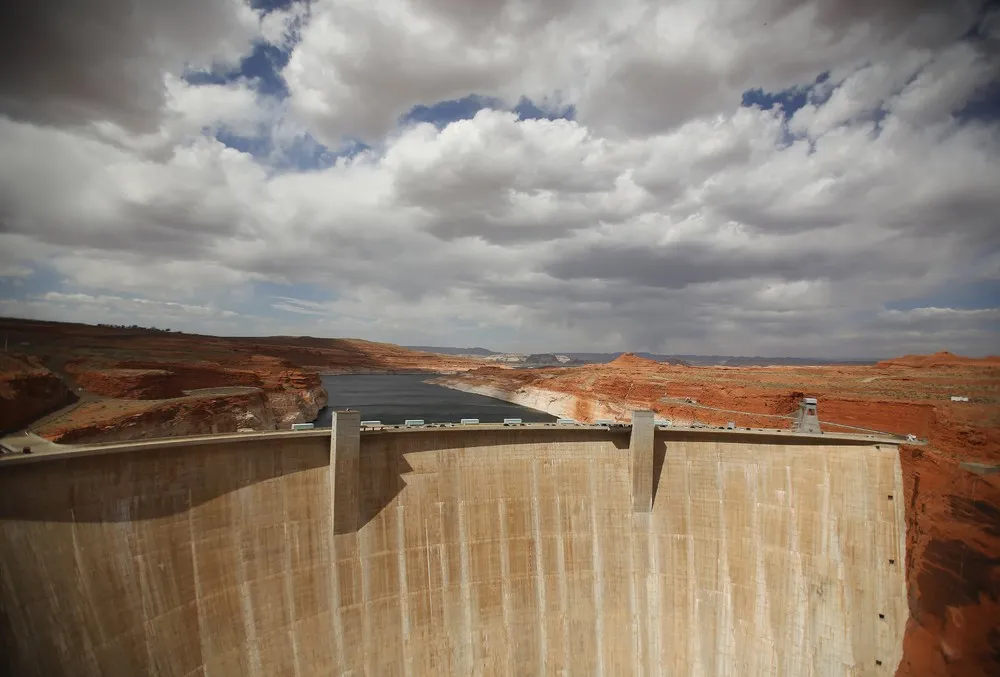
left=1, top=0, right=998, bottom=357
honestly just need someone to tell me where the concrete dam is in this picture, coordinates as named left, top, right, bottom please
left=0, top=412, right=908, bottom=676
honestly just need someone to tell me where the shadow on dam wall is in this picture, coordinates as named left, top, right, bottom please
left=0, top=422, right=908, bottom=676
left=0, top=428, right=625, bottom=526
left=352, top=428, right=631, bottom=532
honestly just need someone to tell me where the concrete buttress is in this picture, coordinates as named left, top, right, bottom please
left=630, top=410, right=655, bottom=512
left=331, top=409, right=361, bottom=534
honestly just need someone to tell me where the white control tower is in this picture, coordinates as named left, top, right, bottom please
left=794, top=397, right=821, bottom=433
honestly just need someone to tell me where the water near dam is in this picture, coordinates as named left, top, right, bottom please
left=314, top=373, right=557, bottom=425
left=0, top=416, right=908, bottom=676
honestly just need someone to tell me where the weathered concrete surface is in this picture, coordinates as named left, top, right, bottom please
left=0, top=425, right=907, bottom=676
left=630, top=410, right=654, bottom=512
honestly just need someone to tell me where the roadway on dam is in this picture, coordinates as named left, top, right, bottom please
left=0, top=420, right=908, bottom=676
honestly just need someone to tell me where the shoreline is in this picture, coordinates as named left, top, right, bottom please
left=427, top=376, right=620, bottom=422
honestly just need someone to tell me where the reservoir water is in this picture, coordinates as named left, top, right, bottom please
left=313, top=374, right=556, bottom=426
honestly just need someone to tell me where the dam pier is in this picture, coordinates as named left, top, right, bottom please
left=0, top=414, right=908, bottom=675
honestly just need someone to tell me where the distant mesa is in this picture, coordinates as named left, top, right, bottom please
left=876, top=351, right=1000, bottom=368
left=404, top=346, right=498, bottom=356
left=404, top=347, right=881, bottom=368
left=607, top=352, right=665, bottom=368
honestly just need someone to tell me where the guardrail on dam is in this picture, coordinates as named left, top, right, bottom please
left=0, top=413, right=908, bottom=676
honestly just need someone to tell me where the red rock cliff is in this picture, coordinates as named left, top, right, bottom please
left=0, top=354, right=76, bottom=433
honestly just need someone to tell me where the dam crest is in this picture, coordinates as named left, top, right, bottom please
left=0, top=413, right=908, bottom=676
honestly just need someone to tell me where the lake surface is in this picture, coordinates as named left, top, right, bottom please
left=313, top=374, right=556, bottom=426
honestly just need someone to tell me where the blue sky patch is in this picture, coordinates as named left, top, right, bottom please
left=250, top=0, right=306, bottom=15
left=215, top=129, right=272, bottom=157
left=742, top=72, right=830, bottom=119
left=742, top=86, right=809, bottom=117
left=256, top=281, right=336, bottom=304
left=240, top=44, right=292, bottom=98
left=185, top=42, right=292, bottom=98
left=514, top=97, right=575, bottom=122
left=0, top=265, right=60, bottom=302
left=214, top=127, right=367, bottom=172
left=402, top=95, right=577, bottom=129
left=274, top=135, right=369, bottom=172
left=185, top=0, right=308, bottom=97
left=956, top=80, right=1000, bottom=122
left=403, top=95, right=501, bottom=127
left=263, top=282, right=340, bottom=318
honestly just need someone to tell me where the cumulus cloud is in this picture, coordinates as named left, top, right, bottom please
left=0, top=0, right=998, bottom=357
left=282, top=0, right=984, bottom=142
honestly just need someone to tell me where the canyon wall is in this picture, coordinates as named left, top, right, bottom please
left=0, top=354, right=76, bottom=433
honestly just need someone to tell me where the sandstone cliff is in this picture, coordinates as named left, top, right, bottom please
left=68, top=368, right=181, bottom=399
left=262, top=364, right=328, bottom=426
left=0, top=354, right=76, bottom=433
left=37, top=357, right=328, bottom=442
left=430, top=375, right=636, bottom=422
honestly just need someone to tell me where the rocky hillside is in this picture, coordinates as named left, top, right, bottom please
left=38, top=391, right=279, bottom=444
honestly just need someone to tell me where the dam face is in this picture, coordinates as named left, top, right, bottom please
left=0, top=417, right=907, bottom=676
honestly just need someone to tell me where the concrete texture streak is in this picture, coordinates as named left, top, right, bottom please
left=0, top=425, right=907, bottom=676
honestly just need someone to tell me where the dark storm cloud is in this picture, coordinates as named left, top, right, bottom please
left=0, top=0, right=256, bottom=130
left=771, top=0, right=984, bottom=43
left=545, top=240, right=897, bottom=289
left=882, top=183, right=1000, bottom=247
left=471, top=274, right=854, bottom=353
